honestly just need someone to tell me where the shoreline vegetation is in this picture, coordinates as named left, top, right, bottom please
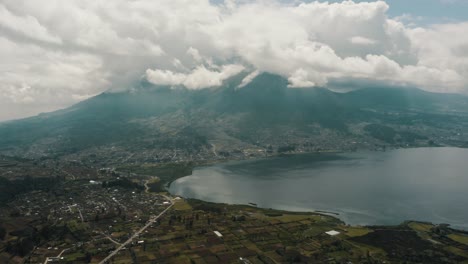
left=2, top=152, right=468, bottom=263
left=116, top=148, right=467, bottom=233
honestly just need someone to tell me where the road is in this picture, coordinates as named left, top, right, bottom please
left=77, top=207, right=84, bottom=223
left=143, top=177, right=161, bottom=193
left=101, top=232, right=122, bottom=246
left=43, top=248, right=71, bottom=264
left=211, top=143, right=219, bottom=157
left=144, top=179, right=150, bottom=193
left=98, top=197, right=174, bottom=264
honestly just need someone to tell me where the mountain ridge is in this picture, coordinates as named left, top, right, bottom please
left=1, top=73, right=468, bottom=164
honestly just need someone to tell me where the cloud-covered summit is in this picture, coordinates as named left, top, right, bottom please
left=0, top=0, right=468, bottom=121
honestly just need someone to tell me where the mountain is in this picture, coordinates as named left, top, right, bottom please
left=1, top=73, right=468, bottom=164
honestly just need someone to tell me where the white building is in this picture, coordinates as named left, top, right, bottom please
left=325, top=230, right=340, bottom=236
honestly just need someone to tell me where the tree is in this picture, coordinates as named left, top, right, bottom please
left=0, top=225, right=6, bottom=240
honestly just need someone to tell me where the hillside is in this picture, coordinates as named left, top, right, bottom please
left=1, top=73, right=468, bottom=165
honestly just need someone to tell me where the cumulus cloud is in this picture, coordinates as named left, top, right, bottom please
left=0, top=0, right=468, bottom=120
left=139, top=0, right=468, bottom=93
left=146, top=64, right=245, bottom=89
left=288, top=69, right=327, bottom=88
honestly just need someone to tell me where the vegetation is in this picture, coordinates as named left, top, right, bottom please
left=448, top=234, right=468, bottom=246
left=101, top=177, right=144, bottom=191
left=277, top=145, right=296, bottom=153
left=0, top=73, right=468, bottom=262
left=0, top=226, right=6, bottom=241
left=0, top=176, right=62, bottom=205
left=1, top=74, right=468, bottom=160
left=118, top=162, right=194, bottom=189
left=342, top=226, right=372, bottom=237
left=1, top=179, right=467, bottom=263
left=364, top=124, right=397, bottom=143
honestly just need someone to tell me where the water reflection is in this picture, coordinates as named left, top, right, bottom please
left=170, top=148, right=468, bottom=230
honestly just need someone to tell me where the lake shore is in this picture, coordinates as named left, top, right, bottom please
left=169, top=147, right=468, bottom=231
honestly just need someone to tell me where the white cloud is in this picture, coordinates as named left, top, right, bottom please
left=0, top=0, right=468, bottom=120
left=146, top=64, right=245, bottom=90
left=0, top=4, right=62, bottom=44
left=0, top=36, right=108, bottom=120
left=187, top=47, right=204, bottom=63
left=238, top=70, right=261, bottom=88
left=288, top=68, right=326, bottom=88
left=407, top=22, right=468, bottom=93
left=145, top=69, right=187, bottom=87
left=350, top=36, right=377, bottom=45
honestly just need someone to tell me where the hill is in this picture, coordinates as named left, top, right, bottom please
left=0, top=73, right=467, bottom=165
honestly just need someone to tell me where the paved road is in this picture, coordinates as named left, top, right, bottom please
left=43, top=248, right=71, bottom=264
left=99, top=198, right=174, bottom=264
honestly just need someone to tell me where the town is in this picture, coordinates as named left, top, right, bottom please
left=1, top=158, right=468, bottom=263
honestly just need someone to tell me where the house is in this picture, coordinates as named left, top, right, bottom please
left=325, top=230, right=340, bottom=236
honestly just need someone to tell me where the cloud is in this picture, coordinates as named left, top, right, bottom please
left=146, top=64, right=245, bottom=89
left=238, top=70, right=261, bottom=88
left=0, top=0, right=468, bottom=120
left=187, top=47, right=204, bottom=63
left=151, top=0, right=467, bottom=93
left=407, top=22, right=468, bottom=92
left=288, top=69, right=327, bottom=88
left=0, top=5, right=62, bottom=44
left=0, top=36, right=108, bottom=120
left=350, top=36, right=377, bottom=45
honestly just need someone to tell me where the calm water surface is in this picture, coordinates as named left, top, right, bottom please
left=169, top=148, right=468, bottom=229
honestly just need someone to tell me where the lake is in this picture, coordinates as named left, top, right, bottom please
left=169, top=147, right=468, bottom=230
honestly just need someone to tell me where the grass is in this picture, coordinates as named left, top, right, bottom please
left=110, top=231, right=126, bottom=238
left=169, top=255, right=192, bottom=264
left=173, top=200, right=192, bottom=211
left=345, top=240, right=387, bottom=259
left=147, top=177, right=159, bottom=184
left=190, top=258, right=207, bottom=264
left=444, top=246, right=468, bottom=258
left=407, top=222, right=434, bottom=240
left=255, top=212, right=334, bottom=224
left=118, top=162, right=195, bottom=192
left=342, top=226, right=372, bottom=237
left=136, top=252, right=157, bottom=261
left=448, top=233, right=468, bottom=246
left=302, top=226, right=329, bottom=237
left=118, top=162, right=194, bottom=184
left=264, top=251, right=283, bottom=262
left=66, top=220, right=89, bottom=232
left=408, top=222, right=433, bottom=233
left=241, top=240, right=261, bottom=252
left=64, top=252, right=86, bottom=261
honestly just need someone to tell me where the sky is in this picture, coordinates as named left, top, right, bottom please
left=293, top=0, right=468, bottom=21
left=1, top=0, right=468, bottom=121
